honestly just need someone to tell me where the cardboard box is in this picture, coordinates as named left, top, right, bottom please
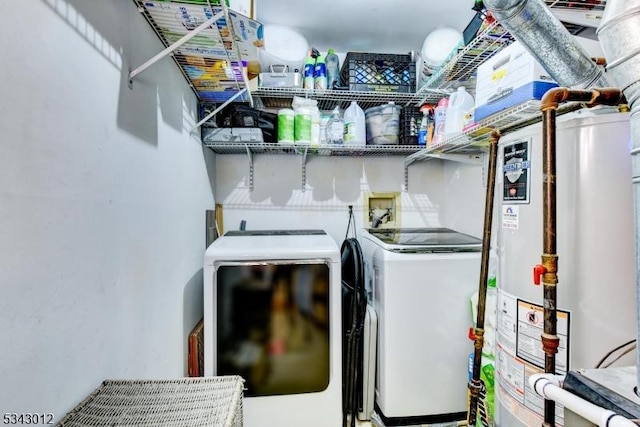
left=474, top=41, right=558, bottom=122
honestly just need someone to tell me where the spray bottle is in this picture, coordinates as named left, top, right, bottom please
left=418, top=104, right=433, bottom=146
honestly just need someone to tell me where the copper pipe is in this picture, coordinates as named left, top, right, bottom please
left=592, top=57, right=607, bottom=66
left=541, top=87, right=626, bottom=111
left=539, top=87, right=624, bottom=426
left=468, top=130, right=501, bottom=426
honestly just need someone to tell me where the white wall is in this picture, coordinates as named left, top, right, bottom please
left=215, top=155, right=485, bottom=243
left=0, top=0, right=215, bottom=419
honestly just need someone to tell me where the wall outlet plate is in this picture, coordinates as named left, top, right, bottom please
left=364, top=192, right=400, bottom=229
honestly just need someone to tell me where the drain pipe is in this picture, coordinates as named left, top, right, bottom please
left=597, top=0, right=640, bottom=393
left=538, top=87, right=625, bottom=426
left=468, top=130, right=501, bottom=427
left=483, top=0, right=609, bottom=88
left=529, top=374, right=638, bottom=427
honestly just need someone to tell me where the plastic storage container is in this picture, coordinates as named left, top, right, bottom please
left=278, top=108, right=295, bottom=144
left=444, top=86, right=474, bottom=135
left=341, top=52, right=415, bottom=93
left=294, top=107, right=312, bottom=144
left=259, top=24, right=309, bottom=73
left=364, top=102, right=402, bottom=145
left=420, top=27, right=463, bottom=79
left=343, top=101, right=366, bottom=146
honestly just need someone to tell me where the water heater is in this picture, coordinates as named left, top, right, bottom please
left=493, top=111, right=636, bottom=426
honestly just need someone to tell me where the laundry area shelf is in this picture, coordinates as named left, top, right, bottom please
left=131, top=0, right=611, bottom=192
left=204, top=142, right=421, bottom=156
left=252, top=87, right=439, bottom=111
left=411, top=100, right=544, bottom=161
left=415, top=20, right=515, bottom=103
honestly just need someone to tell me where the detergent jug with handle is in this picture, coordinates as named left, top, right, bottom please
left=444, top=86, right=474, bottom=136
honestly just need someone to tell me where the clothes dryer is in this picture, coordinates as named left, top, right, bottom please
left=204, top=230, right=341, bottom=427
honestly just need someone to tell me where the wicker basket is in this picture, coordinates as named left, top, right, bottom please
left=57, top=376, right=244, bottom=427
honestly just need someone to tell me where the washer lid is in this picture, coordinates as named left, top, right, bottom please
left=364, top=227, right=482, bottom=252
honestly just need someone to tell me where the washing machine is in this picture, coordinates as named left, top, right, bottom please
left=204, top=230, right=342, bottom=427
left=360, top=227, right=482, bottom=425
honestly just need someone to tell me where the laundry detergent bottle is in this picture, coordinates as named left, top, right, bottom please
left=444, top=86, right=474, bottom=135
left=431, top=97, right=448, bottom=146
left=343, top=101, right=366, bottom=146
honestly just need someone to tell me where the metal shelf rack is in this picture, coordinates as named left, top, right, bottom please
left=415, top=20, right=515, bottom=105
left=131, top=0, right=254, bottom=128
left=252, top=87, right=444, bottom=111
left=132, top=0, right=610, bottom=191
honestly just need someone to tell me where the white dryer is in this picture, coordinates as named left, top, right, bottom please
left=360, top=227, right=482, bottom=425
left=204, top=230, right=342, bottom=427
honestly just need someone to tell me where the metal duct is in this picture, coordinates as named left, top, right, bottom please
left=597, top=0, right=640, bottom=392
left=483, top=0, right=608, bottom=88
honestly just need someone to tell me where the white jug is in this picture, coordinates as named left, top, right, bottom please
left=444, top=87, right=474, bottom=135
left=343, top=101, right=366, bottom=146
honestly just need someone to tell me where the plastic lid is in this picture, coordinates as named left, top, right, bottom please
left=328, top=48, right=335, bottom=54
left=437, top=97, right=449, bottom=107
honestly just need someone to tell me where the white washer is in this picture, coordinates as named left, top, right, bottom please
left=360, top=228, right=482, bottom=425
left=204, top=230, right=342, bottom=427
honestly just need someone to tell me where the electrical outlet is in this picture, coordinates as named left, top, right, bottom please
left=365, top=192, right=400, bottom=229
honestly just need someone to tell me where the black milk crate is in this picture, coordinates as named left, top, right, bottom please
left=341, top=52, right=416, bottom=93
left=400, top=106, right=422, bottom=145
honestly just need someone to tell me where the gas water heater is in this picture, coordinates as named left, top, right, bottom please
left=493, top=111, right=636, bottom=426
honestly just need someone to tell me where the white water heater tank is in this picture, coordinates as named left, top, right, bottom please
left=493, top=111, right=636, bottom=427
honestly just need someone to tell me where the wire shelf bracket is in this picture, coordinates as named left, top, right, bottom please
left=245, top=144, right=254, bottom=192
left=301, top=146, right=309, bottom=192
left=192, top=89, right=248, bottom=133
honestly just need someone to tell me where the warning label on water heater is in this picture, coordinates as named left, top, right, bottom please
left=495, top=289, right=571, bottom=426
left=502, top=140, right=531, bottom=204
left=516, top=300, right=570, bottom=374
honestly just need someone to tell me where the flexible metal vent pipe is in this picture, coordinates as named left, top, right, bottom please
left=483, top=0, right=609, bottom=88
left=597, top=0, right=640, bottom=393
